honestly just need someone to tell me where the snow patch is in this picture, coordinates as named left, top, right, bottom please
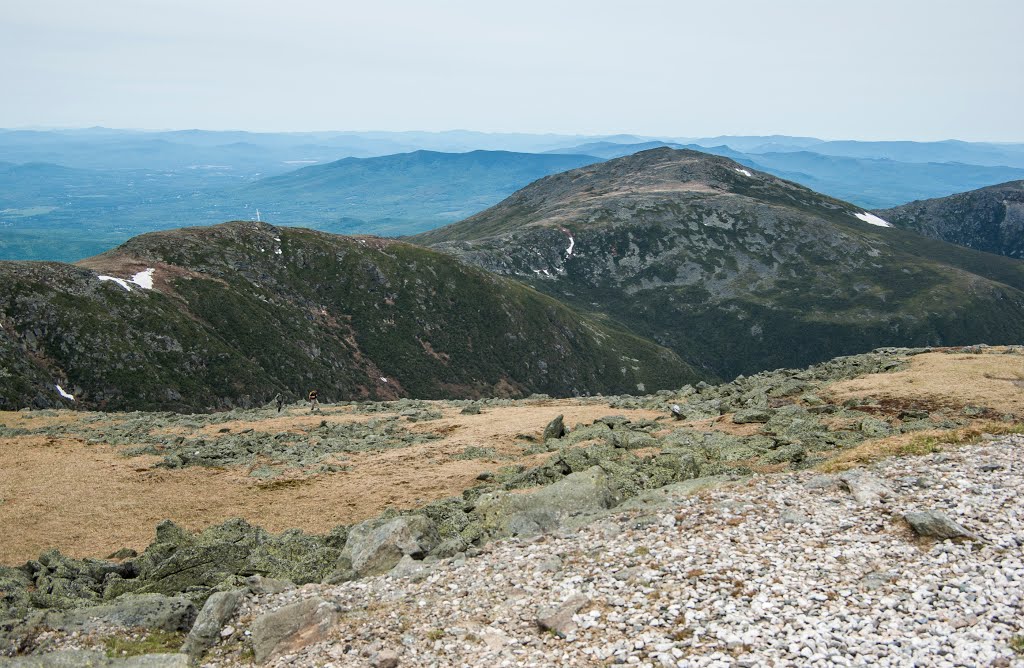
left=98, top=268, right=156, bottom=291
left=98, top=276, right=133, bottom=291
left=854, top=212, right=893, bottom=228
left=131, top=268, right=155, bottom=289
left=560, top=227, right=575, bottom=258
left=55, top=384, right=74, bottom=401
left=734, top=168, right=753, bottom=177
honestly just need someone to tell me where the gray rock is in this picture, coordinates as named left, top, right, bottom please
left=180, top=589, right=243, bottom=658
left=27, top=594, right=196, bottom=633
left=341, top=516, right=440, bottom=577
left=471, top=466, right=619, bottom=539
left=370, top=648, right=400, bottom=668
left=243, top=575, right=295, bottom=595
left=0, top=651, right=189, bottom=667
left=780, top=510, right=809, bottom=525
left=543, top=415, right=565, bottom=441
left=732, top=408, right=773, bottom=424
left=838, top=471, right=894, bottom=505
left=386, top=555, right=435, bottom=580
left=858, top=417, right=893, bottom=437
left=249, top=596, right=339, bottom=664
left=904, top=510, right=981, bottom=541
left=536, top=593, right=589, bottom=638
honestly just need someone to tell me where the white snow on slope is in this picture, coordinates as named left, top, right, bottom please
left=98, top=276, right=133, bottom=291
left=855, top=212, right=893, bottom=228
left=97, top=268, right=156, bottom=291
left=561, top=228, right=575, bottom=258
left=55, top=384, right=74, bottom=400
left=131, top=268, right=155, bottom=289
left=735, top=168, right=753, bottom=177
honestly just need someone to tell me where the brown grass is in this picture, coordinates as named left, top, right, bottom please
left=824, top=350, right=1024, bottom=416
left=817, top=421, right=1024, bottom=472
left=0, top=401, right=664, bottom=564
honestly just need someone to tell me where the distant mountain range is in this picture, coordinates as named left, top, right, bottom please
left=414, top=149, right=1024, bottom=379
left=548, top=142, right=1024, bottom=208
left=5, top=147, right=1024, bottom=410
left=3, top=128, right=1024, bottom=263
left=238, top=150, right=600, bottom=236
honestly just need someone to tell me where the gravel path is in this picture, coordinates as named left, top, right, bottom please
left=210, top=436, right=1023, bottom=667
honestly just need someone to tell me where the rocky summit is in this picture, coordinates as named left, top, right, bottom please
left=0, top=221, right=697, bottom=411
left=413, top=148, right=1024, bottom=379
left=1, top=345, right=1023, bottom=665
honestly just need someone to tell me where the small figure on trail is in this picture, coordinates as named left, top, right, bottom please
left=308, top=389, right=320, bottom=413
left=275, top=393, right=284, bottom=413
left=670, top=404, right=684, bottom=420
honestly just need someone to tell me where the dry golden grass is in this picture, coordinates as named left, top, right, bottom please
left=817, top=421, right=1024, bottom=473
left=0, top=401, right=665, bottom=564
left=824, top=349, right=1024, bottom=416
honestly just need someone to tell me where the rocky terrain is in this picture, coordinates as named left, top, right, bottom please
left=0, top=221, right=696, bottom=412
left=877, top=180, right=1024, bottom=259
left=413, top=148, right=1024, bottom=379
left=1, top=345, right=1022, bottom=665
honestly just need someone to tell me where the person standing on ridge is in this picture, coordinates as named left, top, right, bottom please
left=275, top=393, right=284, bottom=413
left=308, top=389, right=319, bottom=413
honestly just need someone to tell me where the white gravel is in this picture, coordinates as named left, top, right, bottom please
left=209, top=436, right=1024, bottom=666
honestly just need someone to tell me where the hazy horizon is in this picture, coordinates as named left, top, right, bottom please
left=2, top=0, right=1022, bottom=143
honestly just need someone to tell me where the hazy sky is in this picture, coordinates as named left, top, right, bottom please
left=2, top=0, right=1022, bottom=140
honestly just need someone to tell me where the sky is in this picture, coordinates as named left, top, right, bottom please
left=2, top=0, right=1022, bottom=141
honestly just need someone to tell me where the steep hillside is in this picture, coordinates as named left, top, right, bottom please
left=0, top=222, right=700, bottom=411
left=413, top=149, right=1024, bottom=378
left=877, top=180, right=1024, bottom=258
left=240, top=150, right=601, bottom=235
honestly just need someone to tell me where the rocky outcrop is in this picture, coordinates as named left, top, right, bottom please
left=338, top=516, right=440, bottom=578
left=470, top=467, right=621, bottom=539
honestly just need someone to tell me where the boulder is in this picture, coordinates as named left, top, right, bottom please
left=180, top=589, right=243, bottom=658
left=838, top=471, right=895, bottom=505
left=27, top=594, right=196, bottom=633
left=340, top=516, right=440, bottom=577
left=732, top=408, right=773, bottom=424
left=904, top=510, right=981, bottom=541
left=536, top=593, right=589, bottom=638
left=469, top=466, right=619, bottom=539
left=1, top=650, right=189, bottom=667
left=249, top=596, right=339, bottom=664
left=858, top=417, right=893, bottom=438
left=543, top=415, right=565, bottom=441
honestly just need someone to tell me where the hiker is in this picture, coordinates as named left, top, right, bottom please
left=275, top=393, right=284, bottom=413
left=308, top=389, right=319, bottom=413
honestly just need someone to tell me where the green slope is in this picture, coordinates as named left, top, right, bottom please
left=413, top=148, right=1024, bottom=378
left=0, top=221, right=701, bottom=411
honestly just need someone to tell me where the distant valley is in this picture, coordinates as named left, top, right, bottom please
left=3, top=128, right=1024, bottom=262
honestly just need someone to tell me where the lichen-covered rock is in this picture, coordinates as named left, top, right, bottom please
left=732, top=408, right=773, bottom=424
left=543, top=415, right=565, bottom=441
left=0, top=650, right=190, bottom=667
left=340, top=516, right=440, bottom=577
left=26, top=594, right=196, bottom=633
left=468, top=466, right=619, bottom=539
